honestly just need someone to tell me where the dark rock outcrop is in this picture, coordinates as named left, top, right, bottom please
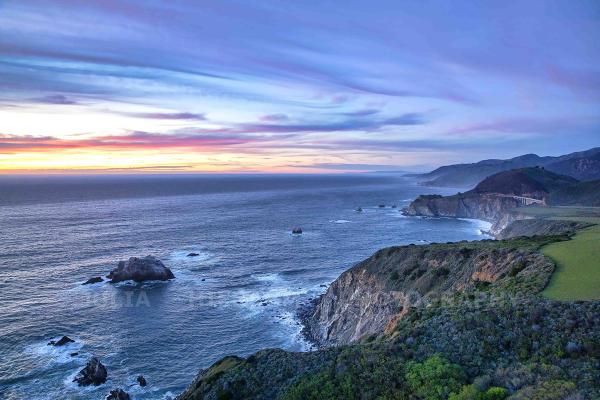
left=83, top=277, right=103, bottom=285
left=107, top=256, right=175, bottom=283
left=137, top=375, right=147, bottom=387
left=187, top=253, right=200, bottom=257
left=73, top=357, right=107, bottom=386
left=292, top=228, right=302, bottom=234
left=48, top=336, right=74, bottom=346
left=105, top=388, right=130, bottom=400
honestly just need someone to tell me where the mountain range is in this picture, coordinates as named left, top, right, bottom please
left=411, top=147, right=600, bottom=188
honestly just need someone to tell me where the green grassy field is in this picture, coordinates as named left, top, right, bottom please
left=532, top=207, right=600, bottom=301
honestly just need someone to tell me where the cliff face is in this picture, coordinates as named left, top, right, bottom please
left=304, top=241, right=554, bottom=347
left=402, top=193, right=526, bottom=235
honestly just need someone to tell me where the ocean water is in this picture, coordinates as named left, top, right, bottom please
left=0, top=174, right=490, bottom=399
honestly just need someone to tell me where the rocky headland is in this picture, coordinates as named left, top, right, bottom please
left=177, top=234, right=600, bottom=400
left=402, top=167, right=590, bottom=236
left=302, top=240, right=555, bottom=347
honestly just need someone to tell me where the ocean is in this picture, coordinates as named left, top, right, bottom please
left=0, top=174, right=490, bottom=399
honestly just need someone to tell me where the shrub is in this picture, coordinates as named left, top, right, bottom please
left=433, top=267, right=450, bottom=277
left=405, top=355, right=466, bottom=400
left=483, top=387, right=509, bottom=400
left=508, top=260, right=526, bottom=277
left=449, top=384, right=508, bottom=400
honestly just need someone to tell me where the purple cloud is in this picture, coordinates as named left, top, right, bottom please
left=123, top=112, right=207, bottom=120
left=260, top=114, right=289, bottom=122
left=30, top=94, right=78, bottom=105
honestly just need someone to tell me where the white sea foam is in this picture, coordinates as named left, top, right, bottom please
left=329, top=219, right=351, bottom=224
left=253, top=273, right=282, bottom=283
left=26, top=338, right=85, bottom=366
left=386, top=212, right=406, bottom=218
left=457, top=218, right=492, bottom=236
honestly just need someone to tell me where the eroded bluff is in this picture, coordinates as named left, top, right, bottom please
left=303, top=241, right=554, bottom=347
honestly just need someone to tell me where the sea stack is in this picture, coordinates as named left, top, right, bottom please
left=73, top=357, right=108, bottom=386
left=105, top=388, right=130, bottom=400
left=48, top=335, right=74, bottom=346
left=107, top=256, right=175, bottom=283
left=137, top=375, right=147, bottom=387
left=82, top=277, right=103, bottom=285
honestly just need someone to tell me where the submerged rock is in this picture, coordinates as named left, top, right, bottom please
left=107, top=256, right=175, bottom=283
left=292, top=227, right=303, bottom=234
left=83, top=277, right=103, bottom=285
left=137, top=375, right=147, bottom=387
left=187, top=253, right=200, bottom=257
left=355, top=207, right=363, bottom=212
left=378, top=204, right=386, bottom=208
left=73, top=357, right=107, bottom=386
left=48, top=336, right=74, bottom=346
left=105, top=388, right=130, bottom=400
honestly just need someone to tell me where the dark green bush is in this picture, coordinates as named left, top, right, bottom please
left=405, top=355, right=466, bottom=400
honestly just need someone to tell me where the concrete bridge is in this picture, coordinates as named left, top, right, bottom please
left=492, top=193, right=546, bottom=206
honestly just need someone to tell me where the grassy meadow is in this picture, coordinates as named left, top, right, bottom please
left=518, top=206, right=600, bottom=301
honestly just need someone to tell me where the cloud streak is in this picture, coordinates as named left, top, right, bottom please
left=120, top=111, right=207, bottom=120
left=0, top=131, right=261, bottom=153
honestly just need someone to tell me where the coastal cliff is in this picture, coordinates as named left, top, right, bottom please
left=303, top=240, right=554, bottom=347
left=402, top=193, right=526, bottom=235
left=177, top=235, right=600, bottom=400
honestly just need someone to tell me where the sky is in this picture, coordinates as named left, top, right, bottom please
left=0, top=0, right=599, bottom=173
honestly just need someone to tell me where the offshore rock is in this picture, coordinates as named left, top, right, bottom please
left=73, top=357, right=108, bottom=386
left=105, top=388, right=130, bottom=400
left=48, top=335, right=74, bottom=346
left=107, top=256, right=175, bottom=283
left=83, top=276, right=103, bottom=285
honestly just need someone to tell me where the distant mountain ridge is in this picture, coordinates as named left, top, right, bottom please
left=412, top=147, right=600, bottom=188
left=473, top=167, right=578, bottom=199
